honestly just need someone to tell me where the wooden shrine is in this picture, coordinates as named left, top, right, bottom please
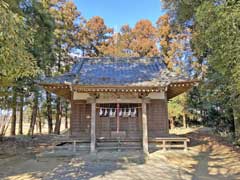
left=40, top=57, right=198, bottom=154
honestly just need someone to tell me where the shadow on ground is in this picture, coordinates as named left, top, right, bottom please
left=169, top=128, right=240, bottom=180
left=0, top=127, right=240, bottom=180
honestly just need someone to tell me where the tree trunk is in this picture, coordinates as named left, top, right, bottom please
left=228, top=108, right=235, bottom=137
left=37, top=109, right=42, bottom=134
left=53, top=51, right=62, bottom=135
left=10, top=91, right=17, bottom=136
left=233, top=107, right=240, bottom=138
left=170, top=116, right=175, bottom=129
left=183, top=114, right=187, bottom=128
left=28, top=91, right=38, bottom=136
left=18, top=95, right=24, bottom=135
left=38, top=119, right=42, bottom=134
left=46, top=91, right=53, bottom=134
left=65, top=104, right=68, bottom=129
left=0, top=116, right=7, bottom=137
left=230, top=92, right=240, bottom=141
left=54, top=97, right=61, bottom=134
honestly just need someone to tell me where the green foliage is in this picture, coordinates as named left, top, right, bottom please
left=195, top=1, right=240, bottom=89
left=168, top=93, right=186, bottom=118
left=162, top=0, right=240, bottom=136
left=6, top=0, right=238, bottom=136
left=192, top=1, right=240, bottom=135
left=49, top=0, right=81, bottom=72
left=187, top=71, right=235, bottom=133
left=0, top=1, right=37, bottom=86
left=25, top=0, right=55, bottom=70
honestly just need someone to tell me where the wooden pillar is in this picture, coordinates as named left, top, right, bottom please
left=116, top=103, right=120, bottom=132
left=142, top=99, right=149, bottom=155
left=90, top=98, right=96, bottom=153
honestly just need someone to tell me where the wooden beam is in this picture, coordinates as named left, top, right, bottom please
left=90, top=97, right=96, bottom=153
left=95, top=98, right=148, bottom=104
left=142, top=98, right=149, bottom=156
left=72, top=85, right=166, bottom=93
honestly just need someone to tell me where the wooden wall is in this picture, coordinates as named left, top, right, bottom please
left=70, top=100, right=91, bottom=139
left=70, top=99, right=169, bottom=139
left=147, top=99, right=169, bottom=137
left=96, top=106, right=142, bottom=140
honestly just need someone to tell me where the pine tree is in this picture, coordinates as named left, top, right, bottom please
left=0, top=0, right=37, bottom=87
left=49, top=0, right=81, bottom=134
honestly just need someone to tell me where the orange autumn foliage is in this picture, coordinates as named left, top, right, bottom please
left=156, top=14, right=184, bottom=70
left=77, top=16, right=113, bottom=57
left=74, top=13, right=185, bottom=69
left=130, top=20, right=158, bottom=57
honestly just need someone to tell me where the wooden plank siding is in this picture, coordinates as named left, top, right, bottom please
left=70, top=100, right=91, bottom=139
left=70, top=99, right=169, bottom=140
left=96, top=106, right=142, bottom=140
left=147, top=99, right=169, bottom=137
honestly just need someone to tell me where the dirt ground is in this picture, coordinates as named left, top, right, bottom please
left=0, top=127, right=240, bottom=180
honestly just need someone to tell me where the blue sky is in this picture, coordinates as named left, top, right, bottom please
left=73, top=0, right=165, bottom=30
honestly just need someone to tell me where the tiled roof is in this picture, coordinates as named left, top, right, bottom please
left=42, top=57, right=190, bottom=86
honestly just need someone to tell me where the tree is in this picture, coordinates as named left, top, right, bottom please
left=99, top=24, right=135, bottom=57
left=130, top=20, right=158, bottom=57
left=0, top=0, right=39, bottom=135
left=191, top=1, right=240, bottom=137
left=10, top=90, right=17, bottom=136
left=78, top=16, right=113, bottom=57
left=118, top=25, right=134, bottom=56
left=46, top=91, right=53, bottom=133
left=0, top=109, right=12, bottom=137
left=49, top=0, right=81, bottom=134
left=168, top=93, right=193, bottom=128
left=24, top=0, right=55, bottom=136
left=18, top=92, right=24, bottom=135
left=49, top=0, right=81, bottom=62
left=156, top=14, right=185, bottom=70
left=162, top=0, right=240, bottom=138
left=0, top=1, right=37, bottom=87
